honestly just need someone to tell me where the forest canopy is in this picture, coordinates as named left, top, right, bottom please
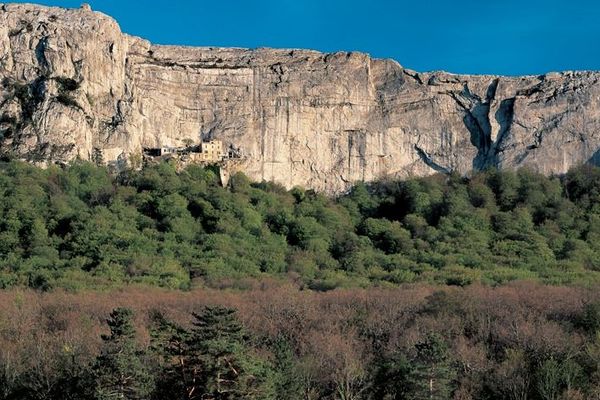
left=0, top=160, right=599, bottom=290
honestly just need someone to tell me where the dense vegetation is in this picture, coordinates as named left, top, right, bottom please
left=2, top=284, right=600, bottom=399
left=0, top=160, right=599, bottom=290
left=2, top=161, right=600, bottom=399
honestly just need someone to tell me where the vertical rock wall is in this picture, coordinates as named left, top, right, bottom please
left=1, top=4, right=600, bottom=193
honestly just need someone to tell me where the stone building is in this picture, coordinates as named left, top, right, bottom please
left=193, top=140, right=224, bottom=162
left=144, top=147, right=180, bottom=157
left=143, top=139, right=230, bottom=164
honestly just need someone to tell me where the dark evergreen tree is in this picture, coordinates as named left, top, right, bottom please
left=272, top=336, right=303, bottom=400
left=91, top=308, right=155, bottom=400
left=408, top=333, right=455, bottom=400
left=370, top=352, right=413, bottom=400
left=188, top=306, right=275, bottom=399
left=149, top=311, right=192, bottom=400
left=153, top=306, right=275, bottom=400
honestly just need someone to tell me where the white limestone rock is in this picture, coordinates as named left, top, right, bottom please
left=1, top=4, right=600, bottom=193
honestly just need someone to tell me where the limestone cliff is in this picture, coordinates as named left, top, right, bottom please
left=1, top=3, right=600, bottom=193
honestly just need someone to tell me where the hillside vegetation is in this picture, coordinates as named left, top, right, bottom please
left=0, top=160, right=599, bottom=290
left=2, top=284, right=600, bottom=399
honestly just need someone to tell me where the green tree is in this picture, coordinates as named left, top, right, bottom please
left=188, top=306, right=274, bottom=399
left=92, top=308, right=155, bottom=400
left=154, top=307, right=275, bottom=400
left=360, top=218, right=412, bottom=255
left=149, top=311, right=192, bottom=400
left=408, top=333, right=455, bottom=400
left=370, top=352, right=413, bottom=400
left=579, top=302, right=600, bottom=333
left=272, top=336, right=303, bottom=400
left=536, top=358, right=561, bottom=400
left=486, top=170, right=519, bottom=211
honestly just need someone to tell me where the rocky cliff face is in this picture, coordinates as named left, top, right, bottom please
left=1, top=3, right=600, bottom=193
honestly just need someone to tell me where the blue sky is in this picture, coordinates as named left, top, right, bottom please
left=7, top=0, right=600, bottom=75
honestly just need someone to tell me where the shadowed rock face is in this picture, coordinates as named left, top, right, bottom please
left=1, top=4, right=600, bottom=193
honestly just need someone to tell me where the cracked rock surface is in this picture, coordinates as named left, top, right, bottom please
left=1, top=4, right=600, bottom=193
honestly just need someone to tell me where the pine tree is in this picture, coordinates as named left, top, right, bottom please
left=272, top=336, right=303, bottom=400
left=188, top=306, right=275, bottom=399
left=92, top=308, right=155, bottom=400
left=149, top=310, right=193, bottom=400
left=153, top=306, right=275, bottom=400
left=370, top=352, right=413, bottom=400
left=189, top=306, right=244, bottom=398
left=152, top=306, right=275, bottom=400
left=408, top=332, right=455, bottom=400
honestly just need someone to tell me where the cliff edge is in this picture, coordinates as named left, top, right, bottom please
left=1, top=3, right=600, bottom=193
